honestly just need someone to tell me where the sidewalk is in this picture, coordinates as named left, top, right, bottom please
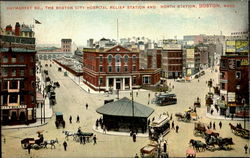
left=92, top=125, right=148, bottom=138
left=205, top=112, right=249, bottom=121
left=2, top=118, right=50, bottom=130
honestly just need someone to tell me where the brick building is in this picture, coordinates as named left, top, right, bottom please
left=83, top=45, right=160, bottom=91
left=61, top=39, right=72, bottom=53
left=0, top=23, right=37, bottom=125
left=162, top=49, right=183, bottom=79
left=219, top=55, right=249, bottom=116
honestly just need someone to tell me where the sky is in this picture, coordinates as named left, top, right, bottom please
left=0, top=0, right=248, bottom=46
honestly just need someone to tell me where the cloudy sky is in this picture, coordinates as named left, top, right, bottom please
left=1, top=0, right=248, bottom=46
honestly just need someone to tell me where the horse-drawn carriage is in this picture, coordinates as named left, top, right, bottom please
left=194, top=122, right=219, bottom=138
left=21, top=133, right=44, bottom=150
left=140, top=142, right=169, bottom=158
left=205, top=135, right=234, bottom=151
left=229, top=123, right=250, bottom=139
left=55, top=112, right=65, bottom=129
left=175, top=110, right=197, bottom=122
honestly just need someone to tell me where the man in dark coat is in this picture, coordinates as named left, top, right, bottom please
left=63, top=141, right=67, bottom=151
left=132, top=133, right=136, bottom=142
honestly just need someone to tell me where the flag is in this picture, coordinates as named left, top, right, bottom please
left=34, top=19, right=41, bottom=24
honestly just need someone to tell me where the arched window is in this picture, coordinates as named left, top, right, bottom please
left=107, top=55, right=112, bottom=63
left=124, top=55, right=129, bottom=63
left=115, top=55, right=121, bottom=63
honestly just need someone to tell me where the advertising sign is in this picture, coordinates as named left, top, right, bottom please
left=186, top=49, right=194, bottom=62
left=163, top=44, right=181, bottom=50
left=235, top=40, right=249, bottom=53
left=228, top=92, right=236, bottom=102
left=226, top=40, right=236, bottom=52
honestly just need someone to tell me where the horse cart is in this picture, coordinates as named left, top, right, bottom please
left=140, top=144, right=158, bottom=158
left=74, top=131, right=94, bottom=142
left=176, top=110, right=197, bottom=122
left=55, top=112, right=65, bottom=129
left=21, top=134, right=44, bottom=150
left=194, top=122, right=219, bottom=138
left=205, top=135, right=234, bottom=151
left=229, top=123, right=250, bottom=139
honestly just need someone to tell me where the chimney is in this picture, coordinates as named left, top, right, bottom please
left=15, top=22, right=20, bottom=36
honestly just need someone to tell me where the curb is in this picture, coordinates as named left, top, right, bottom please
left=2, top=119, right=50, bottom=130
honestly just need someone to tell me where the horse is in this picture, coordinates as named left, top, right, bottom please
left=189, top=139, right=206, bottom=152
left=62, top=131, right=77, bottom=140
left=44, top=138, right=58, bottom=149
left=229, top=123, right=237, bottom=132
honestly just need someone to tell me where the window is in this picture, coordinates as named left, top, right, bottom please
left=124, top=66, right=128, bottom=72
left=20, top=95, right=25, bottom=104
left=124, top=55, right=129, bottom=63
left=236, top=71, right=241, bottom=79
left=133, top=77, right=136, bottom=84
left=220, top=72, right=225, bottom=79
left=116, top=66, right=120, bottom=72
left=1, top=95, right=8, bottom=105
left=19, top=55, right=25, bottom=63
left=20, top=81, right=25, bottom=89
left=20, top=69, right=25, bottom=76
left=108, top=66, right=112, bottom=72
left=115, top=55, right=121, bottom=63
left=31, top=95, right=35, bottom=103
left=108, top=55, right=112, bottom=63
left=99, top=66, right=103, bottom=72
left=143, top=76, right=151, bottom=84
left=3, top=56, right=8, bottom=63
left=132, top=65, right=136, bottom=71
left=31, top=81, right=36, bottom=89
left=11, top=69, right=16, bottom=76
left=10, top=81, right=18, bottom=89
left=2, top=68, right=8, bottom=76
left=132, top=55, right=136, bottom=63
left=221, top=83, right=225, bottom=90
left=236, top=60, right=241, bottom=68
left=11, top=54, right=16, bottom=63
left=99, top=56, right=103, bottom=63
left=220, top=59, right=227, bottom=69
left=9, top=94, right=18, bottom=103
left=99, top=77, right=103, bottom=85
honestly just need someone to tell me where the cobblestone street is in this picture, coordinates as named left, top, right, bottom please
left=2, top=61, right=249, bottom=158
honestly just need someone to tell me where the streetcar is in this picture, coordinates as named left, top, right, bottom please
left=149, top=114, right=170, bottom=141
left=152, top=93, right=177, bottom=106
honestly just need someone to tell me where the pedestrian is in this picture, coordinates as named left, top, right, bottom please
left=69, top=116, right=72, bottom=124
left=244, top=144, right=248, bottom=154
left=209, top=122, right=212, bottom=129
left=136, top=92, right=138, bottom=97
left=198, top=79, right=199, bottom=82
left=27, top=143, right=31, bottom=154
left=135, top=153, right=139, bottom=158
left=148, top=93, right=150, bottom=98
left=83, top=136, right=86, bottom=144
left=93, top=135, right=97, bottom=145
left=147, top=119, right=151, bottom=126
left=152, top=117, right=155, bottom=122
left=172, top=121, right=175, bottom=129
left=86, top=103, right=88, bottom=109
left=194, top=107, right=196, bottom=113
left=80, top=136, right=83, bottom=144
left=176, top=125, right=179, bottom=133
left=63, top=141, right=67, bottom=151
left=163, top=141, right=167, bottom=152
left=95, top=119, right=99, bottom=129
left=172, top=85, right=174, bottom=89
left=103, top=125, right=106, bottom=133
left=219, top=121, right=222, bottom=129
left=76, top=115, right=80, bottom=123
left=211, top=109, right=214, bottom=115
left=132, top=133, right=136, bottom=142
left=231, top=114, right=234, bottom=120
left=148, top=101, right=150, bottom=105
left=213, top=122, right=216, bottom=130
left=88, top=88, right=90, bottom=93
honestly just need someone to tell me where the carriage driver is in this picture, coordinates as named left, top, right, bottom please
left=77, top=127, right=82, bottom=134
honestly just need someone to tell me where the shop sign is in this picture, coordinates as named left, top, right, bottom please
left=1, top=105, right=27, bottom=109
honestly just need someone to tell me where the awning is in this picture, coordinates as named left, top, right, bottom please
left=228, top=103, right=237, bottom=107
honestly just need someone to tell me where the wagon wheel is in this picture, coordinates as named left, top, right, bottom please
left=21, top=143, right=28, bottom=149
left=32, top=144, right=40, bottom=150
